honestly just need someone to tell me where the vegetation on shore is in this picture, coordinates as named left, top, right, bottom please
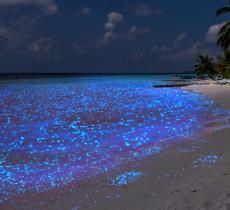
left=195, top=1, right=230, bottom=79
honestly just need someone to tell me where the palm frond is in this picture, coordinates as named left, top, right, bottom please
left=217, top=27, right=230, bottom=49
left=219, top=21, right=230, bottom=34
left=194, top=54, right=215, bottom=75
left=216, top=6, right=230, bottom=16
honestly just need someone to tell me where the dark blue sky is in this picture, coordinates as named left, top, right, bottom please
left=0, top=0, right=227, bottom=73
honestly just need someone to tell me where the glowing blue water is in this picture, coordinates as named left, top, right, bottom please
left=0, top=75, right=229, bottom=202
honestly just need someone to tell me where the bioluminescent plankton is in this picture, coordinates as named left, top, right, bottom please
left=0, top=76, right=229, bottom=204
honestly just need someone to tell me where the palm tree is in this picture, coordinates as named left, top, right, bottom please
left=216, top=50, right=230, bottom=78
left=215, top=1, right=230, bottom=78
left=217, top=22, right=230, bottom=50
left=216, top=2, right=230, bottom=17
left=216, top=1, right=230, bottom=50
left=194, top=54, right=218, bottom=79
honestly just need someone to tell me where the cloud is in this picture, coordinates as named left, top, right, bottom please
left=160, top=46, right=172, bottom=53
left=0, top=14, right=40, bottom=53
left=0, top=3, right=59, bottom=55
left=134, top=4, right=163, bottom=16
left=0, top=0, right=59, bottom=15
left=173, top=33, right=187, bottom=45
left=131, top=50, right=145, bottom=60
left=206, top=22, right=225, bottom=44
left=107, top=12, right=123, bottom=25
left=73, top=43, right=87, bottom=55
left=28, top=37, right=56, bottom=55
left=0, top=26, right=17, bottom=44
left=103, top=12, right=124, bottom=42
left=160, top=42, right=212, bottom=62
left=128, top=26, right=151, bottom=39
left=81, top=7, right=91, bottom=16
left=150, top=45, right=158, bottom=52
left=104, top=22, right=115, bottom=31
left=149, top=33, right=187, bottom=55
left=149, top=44, right=173, bottom=54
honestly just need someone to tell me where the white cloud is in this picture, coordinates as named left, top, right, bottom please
left=103, top=12, right=123, bottom=42
left=160, top=46, right=172, bottom=53
left=0, top=0, right=58, bottom=15
left=206, top=22, right=225, bottom=44
left=0, top=14, right=40, bottom=53
left=127, top=26, right=151, bottom=39
left=134, top=4, right=163, bottom=16
left=0, top=0, right=53, bottom=6
left=74, top=43, right=87, bottom=55
left=104, top=31, right=114, bottom=42
left=149, top=45, right=172, bottom=54
left=131, top=51, right=145, bottom=60
left=173, top=33, right=187, bottom=45
left=81, top=7, right=91, bottom=16
left=0, top=26, right=19, bottom=48
left=150, top=45, right=158, bottom=52
left=28, top=37, right=56, bottom=55
left=148, top=33, right=187, bottom=57
left=107, top=12, right=123, bottom=25
left=129, top=26, right=151, bottom=35
left=0, top=26, right=14, bottom=39
left=104, top=22, right=115, bottom=31
left=160, top=42, right=212, bottom=62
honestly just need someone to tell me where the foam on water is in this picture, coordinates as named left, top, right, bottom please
left=0, top=75, right=229, bottom=203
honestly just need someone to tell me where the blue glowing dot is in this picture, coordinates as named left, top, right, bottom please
left=0, top=76, right=229, bottom=206
left=111, top=171, right=144, bottom=187
left=193, top=153, right=222, bottom=168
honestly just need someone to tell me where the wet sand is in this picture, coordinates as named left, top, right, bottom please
left=76, top=84, right=230, bottom=210
left=2, top=83, right=230, bottom=210
left=182, top=83, right=230, bottom=109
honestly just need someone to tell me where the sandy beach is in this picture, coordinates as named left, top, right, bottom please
left=182, top=82, right=230, bottom=109
left=1, top=81, right=230, bottom=210
left=87, top=83, right=230, bottom=210
left=143, top=83, right=230, bottom=210
left=79, top=83, right=230, bottom=210
left=141, top=83, right=230, bottom=210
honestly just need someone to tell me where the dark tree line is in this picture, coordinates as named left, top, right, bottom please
left=195, top=0, right=230, bottom=79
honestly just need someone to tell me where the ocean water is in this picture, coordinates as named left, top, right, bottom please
left=0, top=75, right=229, bottom=203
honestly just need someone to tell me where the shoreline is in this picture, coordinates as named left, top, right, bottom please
left=181, top=82, right=230, bottom=109
left=1, top=81, right=230, bottom=210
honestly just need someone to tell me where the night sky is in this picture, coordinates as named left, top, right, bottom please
left=0, top=0, right=227, bottom=73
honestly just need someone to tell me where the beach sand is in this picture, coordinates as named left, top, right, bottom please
left=80, top=84, right=230, bottom=210
left=141, top=83, right=230, bottom=210
left=182, top=83, right=230, bottom=109
left=2, top=83, right=230, bottom=210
